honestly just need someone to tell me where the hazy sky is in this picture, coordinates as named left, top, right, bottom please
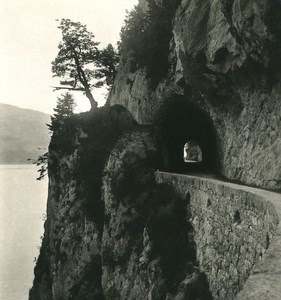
left=0, top=0, right=138, bottom=114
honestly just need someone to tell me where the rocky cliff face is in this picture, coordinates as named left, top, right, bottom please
left=101, top=130, right=213, bottom=299
left=30, top=104, right=281, bottom=299
left=30, top=107, right=213, bottom=299
left=29, top=106, right=137, bottom=299
left=109, top=0, right=281, bottom=190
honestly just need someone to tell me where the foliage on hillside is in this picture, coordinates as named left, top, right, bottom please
left=119, top=0, right=180, bottom=84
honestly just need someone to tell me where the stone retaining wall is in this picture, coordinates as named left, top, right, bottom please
left=155, top=171, right=281, bottom=299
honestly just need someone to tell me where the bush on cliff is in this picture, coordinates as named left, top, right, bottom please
left=28, top=93, right=76, bottom=180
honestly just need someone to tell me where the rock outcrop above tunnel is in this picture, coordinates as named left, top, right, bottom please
left=108, top=0, right=281, bottom=190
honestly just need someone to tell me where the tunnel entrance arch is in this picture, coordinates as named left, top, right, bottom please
left=157, top=97, right=220, bottom=174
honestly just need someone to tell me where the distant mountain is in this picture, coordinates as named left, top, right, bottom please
left=0, top=103, right=51, bottom=164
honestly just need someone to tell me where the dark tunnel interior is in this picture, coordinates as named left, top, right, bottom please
left=157, top=97, right=220, bottom=175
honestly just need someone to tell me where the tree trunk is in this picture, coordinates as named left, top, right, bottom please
left=72, top=50, right=98, bottom=110
left=85, top=89, right=98, bottom=110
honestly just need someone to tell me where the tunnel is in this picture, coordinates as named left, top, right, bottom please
left=156, top=97, right=220, bottom=175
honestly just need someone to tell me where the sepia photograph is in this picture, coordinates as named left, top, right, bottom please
left=0, top=0, right=281, bottom=299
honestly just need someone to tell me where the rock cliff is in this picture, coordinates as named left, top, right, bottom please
left=30, top=0, right=281, bottom=299
left=109, top=0, right=281, bottom=190
left=29, top=106, right=137, bottom=299
left=30, top=106, right=216, bottom=299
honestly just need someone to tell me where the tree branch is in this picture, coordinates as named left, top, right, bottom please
left=51, top=86, right=85, bottom=92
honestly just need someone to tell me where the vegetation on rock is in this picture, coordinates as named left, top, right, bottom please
left=30, top=93, right=76, bottom=180
left=28, top=151, right=49, bottom=181
left=47, top=92, right=76, bottom=132
left=119, top=0, right=180, bottom=84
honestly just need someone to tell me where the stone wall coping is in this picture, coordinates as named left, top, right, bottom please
left=155, top=171, right=281, bottom=300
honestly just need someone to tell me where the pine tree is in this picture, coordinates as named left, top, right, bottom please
left=95, top=43, right=120, bottom=88
left=29, top=93, right=76, bottom=180
left=48, top=92, right=76, bottom=132
left=52, top=19, right=100, bottom=109
left=52, top=19, right=120, bottom=108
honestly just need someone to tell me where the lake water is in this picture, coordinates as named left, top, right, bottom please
left=0, top=165, right=47, bottom=300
